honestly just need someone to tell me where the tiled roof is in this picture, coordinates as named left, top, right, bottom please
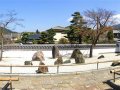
left=28, top=34, right=41, bottom=40
left=52, top=26, right=69, bottom=30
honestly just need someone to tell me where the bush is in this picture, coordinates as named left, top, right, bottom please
left=32, top=40, right=38, bottom=44
left=82, top=36, right=91, bottom=44
left=58, top=38, right=69, bottom=44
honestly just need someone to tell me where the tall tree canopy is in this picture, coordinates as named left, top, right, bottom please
left=67, top=12, right=86, bottom=44
left=21, top=32, right=29, bottom=44
left=46, top=29, right=56, bottom=44
left=39, top=29, right=55, bottom=44
left=84, top=8, right=114, bottom=57
left=36, top=29, right=39, bottom=34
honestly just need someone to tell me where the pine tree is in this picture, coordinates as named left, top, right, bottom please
left=67, top=12, right=86, bottom=44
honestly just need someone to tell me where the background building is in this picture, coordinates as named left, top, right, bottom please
left=51, top=26, right=69, bottom=43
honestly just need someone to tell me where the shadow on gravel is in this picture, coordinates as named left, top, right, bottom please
left=104, top=80, right=120, bottom=90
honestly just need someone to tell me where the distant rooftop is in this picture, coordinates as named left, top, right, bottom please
left=51, top=26, right=69, bottom=30
left=28, top=34, right=41, bottom=40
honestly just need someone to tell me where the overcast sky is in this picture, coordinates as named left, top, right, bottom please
left=0, top=0, right=120, bottom=32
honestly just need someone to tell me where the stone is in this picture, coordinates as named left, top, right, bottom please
left=36, top=61, right=48, bottom=73
left=111, top=61, right=120, bottom=66
left=32, top=50, right=44, bottom=61
left=63, top=60, right=71, bottom=64
left=75, top=54, right=85, bottom=64
left=71, top=49, right=82, bottom=58
left=54, top=56, right=63, bottom=65
left=71, top=49, right=85, bottom=64
left=24, top=61, right=33, bottom=65
left=52, top=45, right=60, bottom=58
left=98, top=55, right=104, bottom=59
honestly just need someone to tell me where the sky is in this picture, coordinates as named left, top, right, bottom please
left=0, top=0, right=120, bottom=32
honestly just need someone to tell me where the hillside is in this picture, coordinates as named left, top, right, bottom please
left=112, top=24, right=120, bottom=29
left=0, top=27, right=17, bottom=34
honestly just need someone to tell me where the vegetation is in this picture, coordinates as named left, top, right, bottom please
left=36, top=29, right=40, bottom=34
left=20, top=28, right=55, bottom=44
left=40, top=32, right=48, bottom=44
left=107, top=30, right=114, bottom=42
left=84, top=8, right=114, bottom=57
left=0, top=27, right=16, bottom=34
left=66, top=12, right=86, bottom=44
left=58, top=38, right=69, bottom=44
left=19, top=9, right=115, bottom=47
left=0, top=11, right=23, bottom=60
left=37, top=29, right=55, bottom=44
left=46, top=29, right=56, bottom=44
left=21, top=32, right=29, bottom=44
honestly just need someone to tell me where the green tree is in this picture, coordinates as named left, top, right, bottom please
left=46, top=29, right=56, bottom=44
left=36, top=29, right=39, bottom=34
left=32, top=39, right=38, bottom=44
left=40, top=31, right=48, bottom=44
left=21, top=32, right=29, bottom=44
left=83, top=35, right=91, bottom=44
left=107, top=30, right=114, bottom=42
left=67, top=12, right=86, bottom=44
left=40, top=29, right=55, bottom=44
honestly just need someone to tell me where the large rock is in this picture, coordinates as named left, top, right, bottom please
left=98, top=55, right=104, bottom=59
left=111, top=61, right=120, bottom=66
left=54, top=56, right=63, bottom=65
left=32, top=50, right=44, bottom=61
left=71, top=49, right=85, bottom=64
left=24, top=61, right=33, bottom=65
left=36, top=61, right=48, bottom=73
left=75, top=54, right=85, bottom=64
left=71, top=49, right=82, bottom=58
left=63, top=60, right=71, bottom=64
left=52, top=45, right=60, bottom=58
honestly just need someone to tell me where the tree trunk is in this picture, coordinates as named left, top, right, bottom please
left=78, top=35, right=82, bottom=44
left=0, top=27, right=4, bottom=61
left=0, top=33, right=3, bottom=61
left=89, top=44, right=93, bottom=58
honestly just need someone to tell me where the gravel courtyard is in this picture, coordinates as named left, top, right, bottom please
left=0, top=69, right=116, bottom=90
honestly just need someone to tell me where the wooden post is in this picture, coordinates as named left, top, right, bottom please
left=97, top=62, right=99, bottom=70
left=57, top=65, right=59, bottom=74
left=9, top=80, right=12, bottom=90
left=114, top=71, right=115, bottom=82
left=10, top=65, right=12, bottom=74
left=89, top=45, right=93, bottom=58
left=2, top=82, right=10, bottom=90
left=0, top=77, right=19, bottom=90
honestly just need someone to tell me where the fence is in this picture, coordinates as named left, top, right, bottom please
left=0, top=59, right=120, bottom=75
left=2, top=44, right=116, bottom=50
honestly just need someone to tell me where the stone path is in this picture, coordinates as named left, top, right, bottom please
left=0, top=69, right=117, bottom=90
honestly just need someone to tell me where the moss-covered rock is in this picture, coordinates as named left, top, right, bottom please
left=71, top=49, right=85, bottom=64
left=71, top=49, right=82, bottom=58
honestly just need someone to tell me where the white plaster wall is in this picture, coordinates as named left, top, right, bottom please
left=54, top=32, right=67, bottom=43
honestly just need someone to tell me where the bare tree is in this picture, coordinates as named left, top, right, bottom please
left=0, top=11, right=23, bottom=60
left=84, top=8, right=114, bottom=57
